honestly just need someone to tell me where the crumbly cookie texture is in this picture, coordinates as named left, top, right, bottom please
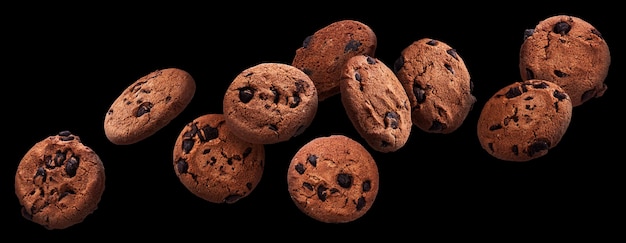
left=292, top=19, right=377, bottom=101
left=340, top=54, right=412, bottom=153
left=223, top=62, right=318, bottom=145
left=477, top=80, right=573, bottom=162
left=173, top=113, right=264, bottom=204
left=394, top=38, right=476, bottom=134
left=104, top=67, right=196, bottom=145
left=15, top=131, right=105, bottom=230
left=287, top=135, right=379, bottom=223
left=519, top=15, right=610, bottom=107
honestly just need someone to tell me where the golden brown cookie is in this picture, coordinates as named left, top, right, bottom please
left=15, top=131, right=106, bottom=230
left=394, top=38, right=476, bottom=134
left=173, top=113, right=265, bottom=204
left=287, top=135, right=379, bottom=223
left=104, top=68, right=196, bottom=145
left=477, top=80, right=573, bottom=162
left=222, top=62, right=318, bottom=144
left=292, top=19, right=377, bottom=101
left=340, top=54, right=412, bottom=153
left=519, top=15, right=610, bottom=107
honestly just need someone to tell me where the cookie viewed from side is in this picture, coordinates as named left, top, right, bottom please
left=223, top=62, right=318, bottom=145
left=340, top=54, right=412, bottom=153
left=477, top=80, right=573, bottom=162
left=394, top=38, right=476, bottom=134
left=104, top=68, right=196, bottom=145
left=15, top=131, right=106, bottom=230
left=287, top=135, right=379, bottom=223
left=292, top=19, right=377, bottom=101
left=519, top=15, right=610, bottom=107
left=173, top=113, right=265, bottom=204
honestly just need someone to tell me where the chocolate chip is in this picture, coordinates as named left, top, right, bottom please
left=413, top=83, right=426, bottom=103
left=523, top=29, right=535, bottom=40
left=176, top=159, right=188, bottom=174
left=532, top=82, right=549, bottom=89
left=34, top=167, right=46, bottom=182
left=554, top=70, right=567, bottom=78
left=366, top=55, right=376, bottom=65
left=527, top=138, right=551, bottom=157
left=426, top=39, right=438, bottom=46
left=59, top=136, right=74, bottom=141
left=182, top=139, right=194, bottom=154
left=270, top=86, right=280, bottom=104
left=58, top=130, right=71, bottom=136
left=362, top=180, right=371, bottom=192
left=591, top=29, right=603, bottom=39
left=307, top=155, right=317, bottom=167
left=302, top=35, right=312, bottom=48
left=184, top=123, right=199, bottom=138
left=238, top=87, right=255, bottom=103
left=488, top=143, right=494, bottom=152
left=553, top=21, right=571, bottom=35
left=381, top=140, right=391, bottom=147
left=65, top=157, right=79, bottom=177
left=337, top=173, right=353, bottom=188
left=50, top=150, right=66, bottom=168
left=444, top=63, right=454, bottom=74
left=356, top=197, right=366, bottom=211
left=242, top=147, right=252, bottom=158
left=295, top=80, right=306, bottom=93
left=203, top=149, right=210, bottom=154
left=525, top=68, right=535, bottom=80
left=354, top=71, right=364, bottom=91
left=393, top=57, right=404, bottom=73
left=135, top=102, right=153, bottom=117
left=344, top=39, right=362, bottom=53
left=268, top=124, right=278, bottom=131
left=489, top=124, right=503, bottom=131
left=512, top=145, right=519, bottom=156
left=200, top=126, right=219, bottom=142
left=317, top=185, right=328, bottom=201
left=289, top=95, right=301, bottom=108
left=553, top=90, right=567, bottom=101
left=581, top=89, right=596, bottom=103
left=246, top=182, right=253, bottom=190
left=505, top=86, right=523, bottom=98
left=384, top=111, right=399, bottom=129
left=446, top=49, right=459, bottom=60
left=58, top=189, right=75, bottom=201
left=303, top=182, right=313, bottom=191
left=428, top=120, right=446, bottom=132
left=224, top=194, right=242, bottom=203
left=295, top=163, right=305, bottom=175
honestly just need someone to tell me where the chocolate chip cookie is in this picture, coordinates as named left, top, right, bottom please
left=173, top=113, right=265, bottom=204
left=292, top=19, right=377, bottom=101
left=104, top=67, right=196, bottom=145
left=477, top=80, right=573, bottom=162
left=223, top=62, right=318, bottom=145
left=519, top=15, right=610, bottom=107
left=394, top=38, right=476, bottom=134
left=15, top=131, right=106, bottom=230
left=340, top=54, right=412, bottom=153
left=287, top=134, right=379, bottom=223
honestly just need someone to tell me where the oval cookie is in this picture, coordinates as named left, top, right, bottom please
left=104, top=68, right=196, bottom=145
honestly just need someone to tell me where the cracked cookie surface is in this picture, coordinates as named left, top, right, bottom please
left=104, top=67, right=196, bottom=145
left=15, top=131, right=105, bottom=230
left=519, top=15, right=610, bottom=107
left=223, top=62, right=318, bottom=144
left=340, top=54, right=412, bottom=153
left=477, top=80, right=573, bottom=162
left=173, top=113, right=265, bottom=204
left=287, top=135, right=379, bottom=223
left=394, top=38, right=476, bottom=134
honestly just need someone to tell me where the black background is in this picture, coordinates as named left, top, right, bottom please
left=4, top=3, right=622, bottom=240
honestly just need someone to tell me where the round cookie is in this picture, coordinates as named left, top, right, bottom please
left=173, top=113, right=265, bottom=204
left=477, top=80, right=573, bottom=162
left=393, top=38, right=476, bottom=134
left=287, top=135, right=379, bottom=223
left=104, top=67, right=196, bottom=145
left=223, top=62, right=318, bottom=145
left=519, top=15, right=610, bottom=107
left=340, top=54, right=412, bottom=153
left=15, top=131, right=106, bottom=230
left=292, top=19, right=377, bottom=101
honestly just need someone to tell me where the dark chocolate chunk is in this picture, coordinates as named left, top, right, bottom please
left=58, top=130, right=71, bottom=136
left=59, top=135, right=74, bottom=141
left=366, top=55, right=376, bottom=65
left=553, top=90, right=567, bottom=101
left=393, top=57, right=404, bottom=73
left=488, top=143, right=494, bottom=152
left=413, top=83, right=426, bottom=103
left=446, top=49, right=459, bottom=60
left=591, top=29, right=603, bottom=39
left=428, top=120, right=446, bottom=132
left=512, top=145, right=519, bottom=156
left=581, top=89, right=596, bottom=103
left=295, top=163, right=305, bottom=175
left=302, top=35, right=312, bottom=48
left=58, top=189, right=75, bottom=201
left=345, top=40, right=362, bottom=53
left=176, top=159, right=188, bottom=174
left=329, top=188, right=339, bottom=194
left=553, top=21, right=571, bottom=35
left=317, top=185, right=328, bottom=201
left=532, top=82, right=549, bottom=89
left=505, top=86, right=523, bottom=98
left=356, top=197, right=366, bottom=211
left=268, top=124, right=278, bottom=131
left=489, top=124, right=503, bottom=131
left=444, top=63, right=454, bottom=74
left=523, top=29, right=535, bottom=40
left=136, top=102, right=153, bottom=117
left=554, top=70, right=567, bottom=78
left=307, top=155, right=318, bottom=167
left=303, top=182, right=313, bottom=191
left=242, top=147, right=252, bottom=158
left=224, top=194, right=242, bottom=204
left=362, top=180, right=371, bottom=192
left=65, top=157, right=79, bottom=177
left=337, top=173, right=353, bottom=188
left=202, top=149, right=210, bottom=154
left=182, top=139, right=194, bottom=154
left=289, top=95, right=301, bottom=108
left=354, top=72, right=364, bottom=91
left=527, top=138, right=551, bottom=157
left=294, top=80, right=306, bottom=93
left=201, top=126, right=219, bottom=142
left=238, top=87, right=255, bottom=103
left=34, top=167, right=46, bottom=182
left=384, top=111, right=399, bottom=129
left=246, top=182, right=253, bottom=190
left=426, top=39, right=438, bottom=46
left=270, top=86, right=280, bottom=104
